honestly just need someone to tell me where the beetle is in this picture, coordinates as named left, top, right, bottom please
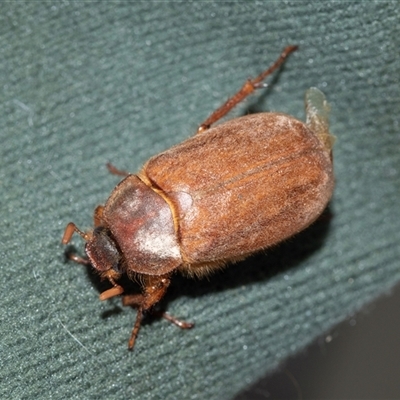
left=62, top=45, right=334, bottom=350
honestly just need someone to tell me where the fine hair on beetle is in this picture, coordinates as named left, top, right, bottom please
left=62, top=45, right=334, bottom=350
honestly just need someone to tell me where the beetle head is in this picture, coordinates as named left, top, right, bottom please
left=85, top=227, right=123, bottom=276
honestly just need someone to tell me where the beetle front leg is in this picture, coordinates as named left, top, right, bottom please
left=66, top=253, right=91, bottom=265
left=62, top=222, right=92, bottom=244
left=62, top=222, right=93, bottom=264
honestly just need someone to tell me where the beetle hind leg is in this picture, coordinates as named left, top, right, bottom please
left=106, top=162, right=130, bottom=177
left=197, top=45, right=298, bottom=132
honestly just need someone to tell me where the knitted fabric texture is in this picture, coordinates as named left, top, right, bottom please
left=1, top=3, right=399, bottom=399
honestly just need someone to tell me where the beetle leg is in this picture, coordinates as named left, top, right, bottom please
left=122, top=293, right=144, bottom=307
left=154, top=310, right=194, bottom=329
left=62, top=222, right=92, bottom=244
left=106, top=162, right=130, bottom=177
left=93, top=205, right=105, bottom=227
left=99, top=285, right=124, bottom=300
left=129, top=308, right=144, bottom=350
left=121, top=275, right=173, bottom=349
left=121, top=294, right=147, bottom=350
left=62, top=223, right=93, bottom=264
left=66, top=253, right=90, bottom=265
left=122, top=296, right=193, bottom=328
left=197, top=45, right=298, bottom=133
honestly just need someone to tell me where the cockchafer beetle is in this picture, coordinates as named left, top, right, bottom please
left=62, top=46, right=334, bottom=350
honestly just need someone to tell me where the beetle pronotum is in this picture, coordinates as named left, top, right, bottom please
left=62, top=46, right=334, bottom=350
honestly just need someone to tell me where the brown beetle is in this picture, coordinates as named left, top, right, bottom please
left=62, top=46, right=334, bottom=350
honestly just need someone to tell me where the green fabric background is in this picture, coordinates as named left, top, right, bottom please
left=1, top=2, right=399, bottom=399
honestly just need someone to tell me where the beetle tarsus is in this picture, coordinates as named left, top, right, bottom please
left=128, top=308, right=144, bottom=350
left=155, top=310, right=194, bottom=329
